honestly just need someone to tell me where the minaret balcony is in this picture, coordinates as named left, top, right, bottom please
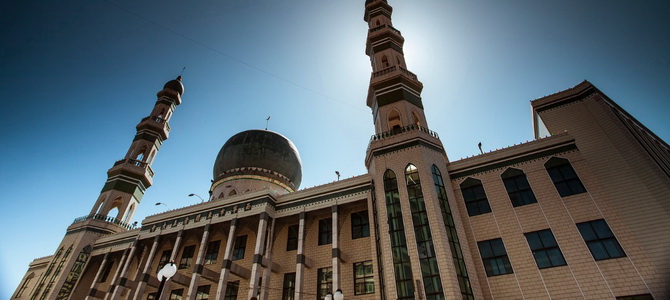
left=68, top=213, right=135, bottom=234
left=136, top=116, right=171, bottom=140
left=108, top=158, right=155, bottom=186
left=365, top=124, right=443, bottom=166
left=366, top=24, right=404, bottom=54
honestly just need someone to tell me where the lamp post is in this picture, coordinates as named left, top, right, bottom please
left=155, top=202, right=168, bottom=208
left=324, top=293, right=332, bottom=300
left=155, top=261, right=177, bottom=300
left=333, top=289, right=344, bottom=300
left=188, top=193, right=205, bottom=202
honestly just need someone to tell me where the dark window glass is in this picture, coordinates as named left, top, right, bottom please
left=223, top=281, right=239, bottom=300
left=405, top=164, right=444, bottom=300
left=477, top=238, right=513, bottom=276
left=460, top=179, right=491, bottom=216
left=16, top=275, right=33, bottom=297
left=351, top=211, right=370, bottom=239
left=157, top=250, right=172, bottom=272
left=147, top=293, right=156, bottom=300
left=502, top=169, right=537, bottom=207
left=196, top=285, right=210, bottom=300
left=354, top=261, right=375, bottom=295
left=282, top=273, right=296, bottom=300
left=232, top=235, right=247, bottom=261
left=431, top=165, right=474, bottom=300
left=317, top=267, right=333, bottom=300
left=204, top=241, right=220, bottom=265
left=286, top=225, right=299, bottom=251
left=169, top=289, right=183, bottom=300
left=577, top=219, right=626, bottom=260
left=545, top=158, right=586, bottom=197
left=99, top=260, right=114, bottom=283
left=179, top=245, right=196, bottom=269
left=383, top=169, right=415, bottom=300
left=318, top=218, right=332, bottom=245
left=616, top=294, right=655, bottom=300
left=524, top=229, right=566, bottom=268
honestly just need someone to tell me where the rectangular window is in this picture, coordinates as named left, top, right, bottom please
left=477, top=238, right=513, bottom=276
left=286, top=225, right=299, bottom=251
left=169, top=289, right=183, bottom=300
left=99, top=260, right=114, bottom=283
left=461, top=181, right=491, bottom=216
left=204, top=241, right=220, bottom=265
left=317, top=267, right=333, bottom=300
left=282, top=273, right=296, bottom=300
left=577, top=219, right=626, bottom=260
left=524, top=229, right=566, bottom=268
left=224, top=281, right=239, bottom=300
left=546, top=159, right=587, bottom=197
left=318, top=218, right=332, bottom=245
left=147, top=293, right=156, bottom=300
left=354, top=261, right=375, bottom=295
left=503, top=174, right=537, bottom=207
left=232, top=235, right=247, bottom=261
left=351, top=211, right=370, bottom=239
left=196, top=285, right=210, bottom=300
left=157, top=250, right=172, bottom=272
left=179, top=245, right=196, bottom=269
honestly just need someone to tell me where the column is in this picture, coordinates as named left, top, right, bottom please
left=331, top=205, right=340, bottom=292
left=294, top=212, right=306, bottom=300
left=187, top=224, right=211, bottom=300
left=215, top=219, right=238, bottom=300
left=133, top=236, right=160, bottom=300
left=158, top=230, right=184, bottom=300
left=126, top=244, right=148, bottom=297
left=104, top=248, right=130, bottom=300
left=84, top=253, right=109, bottom=300
left=260, top=218, right=276, bottom=300
left=110, top=240, right=139, bottom=300
left=247, top=213, right=269, bottom=299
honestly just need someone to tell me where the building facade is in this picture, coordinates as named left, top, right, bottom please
left=13, top=1, right=669, bottom=299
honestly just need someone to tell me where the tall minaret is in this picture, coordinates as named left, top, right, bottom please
left=27, top=76, right=184, bottom=300
left=364, top=1, right=478, bottom=300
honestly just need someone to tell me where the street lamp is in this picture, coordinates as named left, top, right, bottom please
left=188, top=193, right=205, bottom=203
left=324, top=293, right=332, bottom=300
left=155, top=261, right=176, bottom=299
left=155, top=202, right=168, bottom=208
left=334, top=289, right=344, bottom=300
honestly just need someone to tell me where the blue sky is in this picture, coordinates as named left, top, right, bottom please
left=1, top=0, right=668, bottom=297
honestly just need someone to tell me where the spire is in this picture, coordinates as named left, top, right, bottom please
left=364, top=0, right=426, bottom=134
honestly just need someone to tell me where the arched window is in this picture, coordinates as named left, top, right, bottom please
left=381, top=55, right=389, bottom=68
left=544, top=157, right=586, bottom=197
left=376, top=20, right=381, bottom=26
left=383, top=170, right=415, bottom=299
left=431, top=165, right=473, bottom=298
left=397, top=56, right=402, bottom=65
left=123, top=204, right=135, bottom=224
left=501, top=168, right=537, bottom=207
left=404, top=164, right=444, bottom=299
left=411, top=110, right=422, bottom=127
left=460, top=178, right=491, bottom=216
left=16, top=273, right=34, bottom=297
left=136, top=146, right=147, bottom=162
left=228, top=190, right=237, bottom=197
left=218, top=192, right=224, bottom=199
left=388, top=109, right=402, bottom=133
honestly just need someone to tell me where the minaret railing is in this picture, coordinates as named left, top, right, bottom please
left=71, top=214, right=135, bottom=230
left=370, top=124, right=439, bottom=143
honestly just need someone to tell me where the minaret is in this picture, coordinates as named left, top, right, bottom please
left=27, top=76, right=184, bottom=300
left=89, top=76, right=184, bottom=225
left=363, top=1, right=478, bottom=300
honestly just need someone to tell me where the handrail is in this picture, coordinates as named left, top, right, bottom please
left=371, top=65, right=418, bottom=81
left=369, top=124, right=439, bottom=142
left=111, top=158, right=154, bottom=177
left=72, top=213, right=135, bottom=230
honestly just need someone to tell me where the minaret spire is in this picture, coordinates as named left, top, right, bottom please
left=364, top=0, right=426, bottom=135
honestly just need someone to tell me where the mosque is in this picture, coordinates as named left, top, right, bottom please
left=12, top=0, right=669, bottom=299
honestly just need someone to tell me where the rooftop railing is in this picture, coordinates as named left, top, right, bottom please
left=370, top=124, right=439, bottom=143
left=72, top=213, right=135, bottom=230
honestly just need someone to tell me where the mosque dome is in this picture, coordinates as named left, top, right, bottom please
left=213, top=130, right=302, bottom=190
left=163, top=76, right=184, bottom=96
